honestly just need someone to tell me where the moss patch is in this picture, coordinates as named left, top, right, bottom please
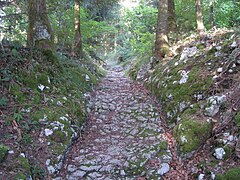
left=173, top=119, right=212, bottom=155
left=0, top=144, right=9, bottom=163
left=216, top=167, right=240, bottom=180
left=234, top=112, right=240, bottom=127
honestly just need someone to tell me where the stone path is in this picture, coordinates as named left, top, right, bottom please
left=63, top=66, right=172, bottom=179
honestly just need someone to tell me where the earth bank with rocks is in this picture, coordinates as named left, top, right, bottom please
left=128, top=29, right=240, bottom=178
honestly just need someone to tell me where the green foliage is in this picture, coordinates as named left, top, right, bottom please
left=216, top=167, right=240, bottom=180
left=234, top=112, right=240, bottom=127
left=17, top=157, right=30, bottom=171
left=123, top=4, right=157, bottom=54
left=213, top=0, right=240, bottom=28
left=0, top=144, right=9, bottom=163
left=13, top=112, right=23, bottom=122
left=50, top=7, right=116, bottom=50
left=31, top=164, right=46, bottom=180
left=175, top=0, right=240, bottom=31
left=0, top=97, right=8, bottom=106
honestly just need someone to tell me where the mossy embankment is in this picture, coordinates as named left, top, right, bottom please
left=127, top=29, right=240, bottom=177
left=0, top=48, right=105, bottom=179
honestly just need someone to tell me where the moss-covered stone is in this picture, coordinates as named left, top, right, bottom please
left=51, top=130, right=67, bottom=143
left=223, top=144, right=235, bottom=159
left=0, top=144, right=9, bottom=163
left=216, top=167, right=240, bottom=180
left=148, top=57, right=212, bottom=124
left=234, top=112, right=240, bottom=127
left=173, top=119, right=212, bottom=155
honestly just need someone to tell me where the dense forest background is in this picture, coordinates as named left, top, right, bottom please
left=0, top=0, right=239, bottom=59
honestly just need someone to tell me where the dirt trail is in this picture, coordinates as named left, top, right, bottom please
left=61, top=66, right=172, bottom=179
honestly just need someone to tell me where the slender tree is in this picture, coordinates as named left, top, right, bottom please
left=155, top=0, right=169, bottom=60
left=196, top=0, right=205, bottom=34
left=27, top=0, right=54, bottom=50
left=168, top=0, right=177, bottom=33
left=210, top=0, right=214, bottom=29
left=73, top=0, right=83, bottom=57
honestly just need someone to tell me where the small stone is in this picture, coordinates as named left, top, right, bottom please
left=47, top=165, right=56, bottom=174
left=214, top=148, right=225, bottom=159
left=231, top=41, right=237, bottom=48
left=217, top=67, right=223, bottom=73
left=216, top=46, right=221, bottom=51
left=59, top=116, right=68, bottom=121
left=228, top=135, right=234, bottom=142
left=46, top=159, right=51, bottom=166
left=179, top=70, right=189, bottom=84
left=181, top=136, right=188, bottom=143
left=211, top=172, right=216, bottom=179
left=228, top=69, right=233, bottom=73
left=198, top=174, right=204, bottom=180
left=57, top=101, right=63, bottom=106
left=45, top=129, right=53, bottom=136
left=212, top=75, right=218, bottom=80
left=86, top=74, right=90, bottom=81
left=20, top=153, right=26, bottom=158
left=157, top=163, right=170, bottom=175
left=120, top=170, right=126, bottom=176
left=8, top=150, right=14, bottom=154
left=67, top=164, right=77, bottom=172
left=38, top=84, right=45, bottom=91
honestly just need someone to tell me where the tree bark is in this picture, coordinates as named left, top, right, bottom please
left=210, top=0, right=214, bottom=29
left=73, top=0, right=83, bottom=57
left=27, top=0, right=54, bottom=50
left=196, top=0, right=205, bottom=34
left=154, top=0, right=169, bottom=60
left=168, top=0, right=177, bottom=33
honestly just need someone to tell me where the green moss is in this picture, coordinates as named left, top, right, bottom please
left=173, top=119, right=212, bottom=154
left=0, top=144, right=9, bottom=163
left=9, top=84, right=27, bottom=103
left=196, top=43, right=206, bottom=50
left=234, top=112, right=240, bottom=127
left=14, top=172, right=26, bottom=180
left=181, top=104, right=200, bottom=119
left=17, top=157, right=30, bottom=171
left=51, top=130, right=67, bottom=143
left=148, top=56, right=213, bottom=124
left=158, top=141, right=168, bottom=150
left=32, top=92, right=41, bottom=104
left=51, top=143, right=67, bottom=156
left=126, top=158, right=147, bottom=176
left=216, top=167, right=240, bottom=180
left=223, top=145, right=235, bottom=159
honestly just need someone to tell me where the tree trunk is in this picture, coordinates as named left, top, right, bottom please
left=168, top=0, right=177, bottom=33
left=73, top=0, right=83, bottom=57
left=27, top=0, right=54, bottom=50
left=210, top=0, right=214, bottom=29
left=196, top=0, right=205, bottom=34
left=154, top=0, right=169, bottom=60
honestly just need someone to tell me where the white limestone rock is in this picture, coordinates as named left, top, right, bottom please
left=214, top=148, right=225, bottom=159
left=205, top=95, right=227, bottom=117
left=157, top=163, right=170, bottom=175
left=44, top=129, right=53, bottom=136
